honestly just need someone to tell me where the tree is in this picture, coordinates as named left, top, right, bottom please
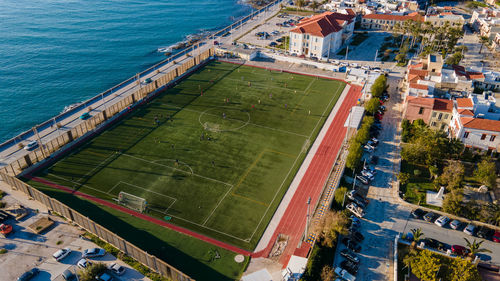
left=320, top=265, right=335, bottom=281
left=474, top=158, right=497, bottom=189
left=309, top=1, right=320, bottom=11
left=438, top=160, right=464, bottom=190
left=448, top=258, right=482, bottom=281
left=398, top=172, right=410, bottom=186
left=370, top=75, right=387, bottom=98
left=296, top=0, right=306, bottom=10
left=312, top=210, right=349, bottom=247
left=364, top=98, right=380, bottom=115
left=479, top=36, right=490, bottom=54
left=411, top=228, right=424, bottom=248
left=442, top=189, right=465, bottom=217
left=445, top=51, right=463, bottom=65
left=410, top=250, right=441, bottom=281
left=428, top=165, right=438, bottom=180
left=464, top=238, right=492, bottom=258
left=79, top=263, right=107, bottom=281
left=346, top=141, right=363, bottom=170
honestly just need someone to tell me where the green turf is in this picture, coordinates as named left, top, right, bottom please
left=29, top=61, right=345, bottom=251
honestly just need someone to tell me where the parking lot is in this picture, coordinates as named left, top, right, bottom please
left=0, top=184, right=149, bottom=281
left=237, top=12, right=301, bottom=49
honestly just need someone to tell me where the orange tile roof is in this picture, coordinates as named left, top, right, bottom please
left=363, top=13, right=423, bottom=22
left=407, top=97, right=434, bottom=107
left=409, top=83, right=428, bottom=90
left=290, top=12, right=355, bottom=37
left=345, top=8, right=355, bottom=15
left=461, top=117, right=500, bottom=132
left=409, top=69, right=429, bottom=77
left=456, top=98, right=473, bottom=108
left=433, top=98, right=453, bottom=112
left=467, top=72, right=485, bottom=79
left=458, top=109, right=474, bottom=116
left=408, top=63, right=424, bottom=69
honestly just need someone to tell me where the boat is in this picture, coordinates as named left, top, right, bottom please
left=61, top=103, right=82, bottom=114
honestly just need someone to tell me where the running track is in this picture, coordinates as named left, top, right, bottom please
left=28, top=83, right=362, bottom=265
left=251, top=84, right=363, bottom=265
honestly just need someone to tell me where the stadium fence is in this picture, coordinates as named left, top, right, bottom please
left=0, top=171, right=194, bottom=281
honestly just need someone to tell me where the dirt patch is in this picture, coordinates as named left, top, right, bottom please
left=28, top=216, right=54, bottom=234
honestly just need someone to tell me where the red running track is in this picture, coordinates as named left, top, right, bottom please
left=251, top=85, right=363, bottom=265
left=28, top=176, right=253, bottom=256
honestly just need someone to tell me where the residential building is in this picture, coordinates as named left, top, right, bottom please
left=360, top=12, right=423, bottom=30
left=289, top=12, right=355, bottom=58
left=449, top=113, right=500, bottom=152
left=424, top=13, right=465, bottom=28
left=403, top=97, right=453, bottom=131
left=475, top=70, right=500, bottom=91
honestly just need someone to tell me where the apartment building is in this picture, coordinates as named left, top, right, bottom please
left=361, top=12, right=423, bottom=30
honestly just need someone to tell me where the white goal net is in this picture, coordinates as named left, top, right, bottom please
left=118, top=191, right=147, bottom=213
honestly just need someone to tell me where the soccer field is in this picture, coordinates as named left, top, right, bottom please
left=29, top=61, right=346, bottom=250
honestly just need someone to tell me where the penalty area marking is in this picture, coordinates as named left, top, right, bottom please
left=109, top=181, right=178, bottom=213
left=152, top=159, right=194, bottom=174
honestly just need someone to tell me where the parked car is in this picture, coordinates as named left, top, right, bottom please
left=108, top=263, right=126, bottom=275
left=463, top=224, right=477, bottom=236
left=77, top=258, right=92, bottom=269
left=411, top=208, right=425, bottom=219
left=435, top=216, right=450, bottom=227
left=269, top=42, right=278, bottom=47
left=361, top=65, right=371, bottom=70
left=450, top=219, right=462, bottom=230
left=340, top=249, right=360, bottom=263
left=79, top=112, right=91, bottom=120
left=17, top=268, right=39, bottom=281
left=0, top=223, right=13, bottom=237
left=493, top=231, right=500, bottom=243
left=347, top=190, right=369, bottom=205
left=370, top=155, right=379, bottom=164
left=342, top=237, right=361, bottom=252
left=335, top=267, right=356, bottom=281
left=24, top=140, right=38, bottom=151
left=356, top=175, right=370, bottom=185
left=363, top=145, right=374, bottom=153
left=361, top=170, right=374, bottom=180
left=477, top=226, right=494, bottom=239
left=451, top=245, right=469, bottom=256
left=423, top=238, right=448, bottom=251
left=350, top=230, right=365, bottom=242
left=423, top=212, right=437, bottom=222
left=53, top=247, right=71, bottom=262
left=82, top=248, right=106, bottom=258
left=62, top=269, right=78, bottom=281
left=143, top=78, right=152, bottom=84
left=347, top=203, right=365, bottom=218
left=341, top=260, right=359, bottom=275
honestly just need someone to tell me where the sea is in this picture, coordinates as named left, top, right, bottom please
left=0, top=0, right=253, bottom=143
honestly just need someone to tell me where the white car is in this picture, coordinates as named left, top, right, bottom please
left=24, top=140, right=38, bottom=151
left=108, top=263, right=126, bottom=275
left=361, top=65, right=371, bottom=70
left=434, top=216, right=449, bottom=227
left=347, top=203, right=365, bottom=218
left=450, top=219, right=462, bottom=230
left=463, top=224, right=476, bottom=236
left=82, top=248, right=106, bottom=258
left=77, top=258, right=92, bottom=269
left=53, top=247, right=71, bottom=262
left=332, top=60, right=340, bottom=64
left=361, top=170, right=374, bottom=180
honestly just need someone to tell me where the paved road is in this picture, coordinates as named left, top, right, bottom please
left=460, top=28, right=499, bottom=70
left=333, top=69, right=500, bottom=280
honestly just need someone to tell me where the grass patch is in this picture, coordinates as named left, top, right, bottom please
left=280, top=8, right=317, bottom=15
left=300, top=242, right=336, bottom=281
left=400, top=160, right=439, bottom=209
left=0, top=248, right=7, bottom=254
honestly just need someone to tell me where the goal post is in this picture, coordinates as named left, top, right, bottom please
left=118, top=191, right=147, bottom=213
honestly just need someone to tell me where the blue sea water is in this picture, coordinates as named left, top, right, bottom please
left=0, top=0, right=251, bottom=143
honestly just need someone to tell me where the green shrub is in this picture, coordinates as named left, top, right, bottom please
left=413, top=169, right=421, bottom=177
left=0, top=248, right=7, bottom=254
left=79, top=263, right=107, bottom=281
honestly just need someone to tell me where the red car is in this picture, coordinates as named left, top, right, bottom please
left=451, top=245, right=468, bottom=256
left=493, top=231, right=500, bottom=243
left=0, top=224, right=13, bottom=237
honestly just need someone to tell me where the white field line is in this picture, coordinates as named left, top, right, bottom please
left=223, top=77, right=309, bottom=94
left=303, top=79, right=315, bottom=94
left=151, top=159, right=194, bottom=174
left=161, top=104, right=310, bottom=138
left=75, top=152, right=119, bottom=184
left=202, top=183, right=234, bottom=226
left=309, top=84, right=344, bottom=139
left=121, top=153, right=232, bottom=187
left=106, top=181, right=121, bottom=194
left=117, top=181, right=177, bottom=202
left=48, top=173, right=112, bottom=197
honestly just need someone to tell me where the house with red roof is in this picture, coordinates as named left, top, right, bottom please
left=361, top=12, right=423, bottom=30
left=449, top=114, right=500, bottom=152
left=289, top=12, right=355, bottom=58
left=403, top=97, right=454, bottom=130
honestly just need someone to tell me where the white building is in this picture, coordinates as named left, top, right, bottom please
left=289, top=11, right=355, bottom=59
left=449, top=109, right=500, bottom=152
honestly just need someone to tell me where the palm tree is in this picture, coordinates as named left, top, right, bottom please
left=411, top=228, right=424, bottom=248
left=309, top=1, right=320, bottom=12
left=464, top=238, right=492, bottom=258
left=296, top=0, right=306, bottom=11
left=479, top=36, right=490, bottom=54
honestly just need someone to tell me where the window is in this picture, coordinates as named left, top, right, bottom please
left=431, top=122, right=437, bottom=127
left=293, top=42, right=297, bottom=47
left=432, top=112, right=437, bottom=117
left=491, top=135, right=496, bottom=142
left=481, top=134, right=487, bottom=140
left=464, top=132, right=469, bottom=138
left=438, top=113, right=443, bottom=120
left=315, top=38, right=318, bottom=43
left=441, top=124, right=446, bottom=130
left=418, top=107, right=424, bottom=114
left=444, top=114, right=449, bottom=119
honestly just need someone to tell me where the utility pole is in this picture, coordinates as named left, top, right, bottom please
left=33, top=126, right=46, bottom=158
left=345, top=46, right=349, bottom=61
left=374, top=49, right=378, bottom=62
